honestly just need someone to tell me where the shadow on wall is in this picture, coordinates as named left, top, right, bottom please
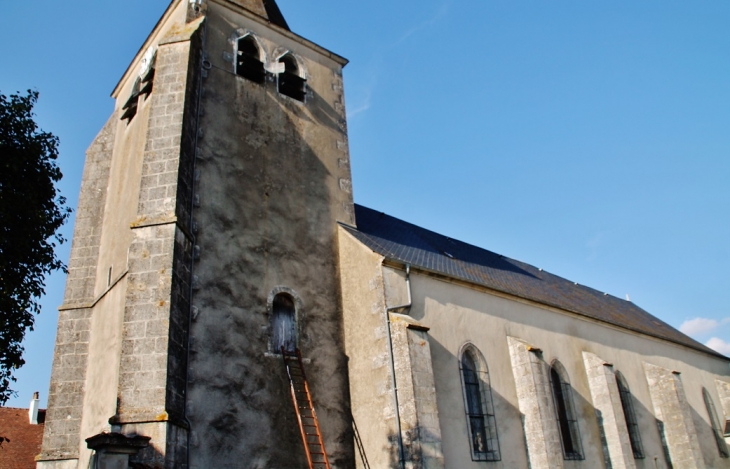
left=690, top=402, right=728, bottom=468
left=424, top=336, right=715, bottom=469
left=86, top=441, right=165, bottom=469
left=183, top=42, right=353, bottom=469
left=427, top=336, right=526, bottom=468
left=407, top=290, right=725, bottom=378
left=128, top=443, right=164, bottom=469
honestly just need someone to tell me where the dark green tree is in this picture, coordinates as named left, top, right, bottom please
left=0, top=90, right=71, bottom=404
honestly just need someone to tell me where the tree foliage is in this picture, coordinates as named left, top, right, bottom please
left=0, top=90, right=70, bottom=404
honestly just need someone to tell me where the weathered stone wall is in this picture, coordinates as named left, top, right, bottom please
left=184, top=4, right=354, bottom=468
left=39, top=116, right=116, bottom=464
left=507, top=337, right=564, bottom=469
left=339, top=229, right=399, bottom=468
left=113, top=20, right=203, bottom=468
left=61, top=116, right=117, bottom=308
left=644, top=363, right=706, bottom=469
left=715, top=380, right=730, bottom=424
left=391, top=315, right=445, bottom=469
left=359, top=265, right=730, bottom=468
left=583, top=351, right=636, bottom=469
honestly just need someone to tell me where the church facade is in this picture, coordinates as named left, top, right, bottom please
left=37, top=1, right=730, bottom=468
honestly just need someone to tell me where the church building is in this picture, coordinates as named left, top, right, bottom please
left=37, top=1, right=730, bottom=468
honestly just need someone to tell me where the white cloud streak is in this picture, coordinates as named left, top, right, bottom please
left=680, top=317, right=720, bottom=336
left=393, top=1, right=453, bottom=46
left=347, top=88, right=373, bottom=119
left=347, top=1, right=452, bottom=119
left=706, top=337, right=730, bottom=356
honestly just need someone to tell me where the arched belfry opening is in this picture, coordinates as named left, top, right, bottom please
left=277, top=53, right=306, bottom=102
left=236, top=35, right=265, bottom=84
left=270, top=291, right=297, bottom=353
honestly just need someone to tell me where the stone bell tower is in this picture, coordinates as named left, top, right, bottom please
left=38, top=1, right=355, bottom=467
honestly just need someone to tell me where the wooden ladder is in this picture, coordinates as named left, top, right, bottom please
left=282, top=347, right=331, bottom=469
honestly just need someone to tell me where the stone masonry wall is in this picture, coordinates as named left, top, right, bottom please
left=338, top=230, right=399, bottom=469
left=391, top=315, right=445, bottom=469
left=114, top=21, right=202, bottom=468
left=715, top=379, right=730, bottom=426
left=61, top=116, right=116, bottom=307
left=507, top=336, right=563, bottom=469
left=644, top=362, right=705, bottom=469
left=39, top=116, right=116, bottom=462
left=582, top=352, right=636, bottom=469
left=184, top=5, right=355, bottom=467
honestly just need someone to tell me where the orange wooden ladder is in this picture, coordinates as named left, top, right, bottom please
left=282, top=348, right=331, bottom=469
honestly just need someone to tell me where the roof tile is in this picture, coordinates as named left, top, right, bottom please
left=344, top=204, right=723, bottom=359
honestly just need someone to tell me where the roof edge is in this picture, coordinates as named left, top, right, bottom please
left=377, top=256, right=728, bottom=362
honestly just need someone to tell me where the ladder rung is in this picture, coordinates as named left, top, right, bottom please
left=283, top=347, right=330, bottom=469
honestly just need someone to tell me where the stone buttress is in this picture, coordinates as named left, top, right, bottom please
left=38, top=1, right=356, bottom=468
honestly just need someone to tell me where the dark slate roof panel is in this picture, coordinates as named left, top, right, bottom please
left=344, top=204, right=723, bottom=359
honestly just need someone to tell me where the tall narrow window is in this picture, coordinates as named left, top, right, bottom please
left=459, top=345, right=500, bottom=461
left=615, top=371, right=645, bottom=459
left=703, top=387, right=730, bottom=458
left=271, top=293, right=296, bottom=353
left=550, top=361, right=583, bottom=460
left=277, top=54, right=306, bottom=102
left=236, top=35, right=265, bottom=84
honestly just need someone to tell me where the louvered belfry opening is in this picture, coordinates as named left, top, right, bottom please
left=236, top=35, right=266, bottom=84
left=282, top=348, right=331, bottom=469
left=121, top=64, right=155, bottom=122
left=277, top=54, right=306, bottom=102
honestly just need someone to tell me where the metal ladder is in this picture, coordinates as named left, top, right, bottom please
left=282, top=347, right=331, bottom=469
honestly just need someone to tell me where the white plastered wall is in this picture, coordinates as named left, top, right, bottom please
left=388, top=266, right=730, bottom=469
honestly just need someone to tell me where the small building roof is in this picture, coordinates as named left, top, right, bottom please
left=0, top=407, right=45, bottom=469
left=343, top=204, right=724, bottom=359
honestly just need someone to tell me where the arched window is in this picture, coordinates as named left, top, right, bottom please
left=703, top=387, right=730, bottom=458
left=277, top=53, right=306, bottom=102
left=459, top=345, right=500, bottom=461
left=270, top=292, right=297, bottom=353
left=236, top=35, right=265, bottom=84
left=549, top=360, right=583, bottom=460
left=615, top=371, right=644, bottom=459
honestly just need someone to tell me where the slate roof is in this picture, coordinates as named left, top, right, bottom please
left=0, top=407, right=45, bottom=469
left=343, top=204, right=724, bottom=359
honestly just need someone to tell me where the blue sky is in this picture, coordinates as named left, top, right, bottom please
left=1, top=0, right=729, bottom=408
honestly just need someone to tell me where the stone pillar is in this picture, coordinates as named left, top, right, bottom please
left=507, top=336, right=563, bottom=469
left=86, top=433, right=150, bottom=469
left=390, top=314, right=445, bottom=469
left=644, top=362, right=705, bottom=469
left=110, top=18, right=204, bottom=468
left=38, top=116, right=116, bottom=466
left=582, top=352, right=636, bottom=469
left=715, top=380, right=730, bottom=435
